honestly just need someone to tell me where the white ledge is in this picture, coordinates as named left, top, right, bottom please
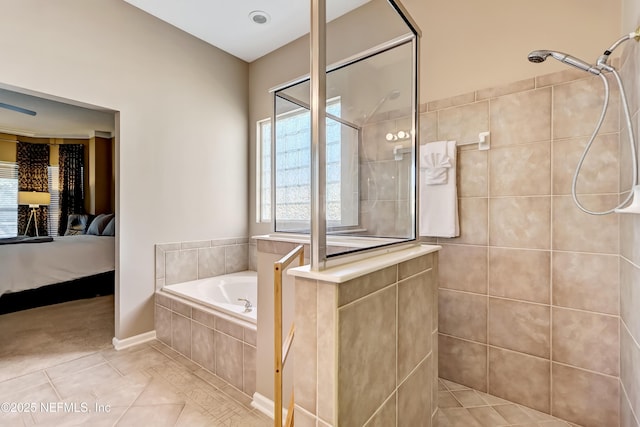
left=287, top=244, right=440, bottom=283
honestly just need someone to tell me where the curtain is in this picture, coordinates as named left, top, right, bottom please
left=58, top=144, right=85, bottom=236
left=17, top=142, right=49, bottom=236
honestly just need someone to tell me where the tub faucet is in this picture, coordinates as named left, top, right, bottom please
left=238, top=298, right=253, bottom=313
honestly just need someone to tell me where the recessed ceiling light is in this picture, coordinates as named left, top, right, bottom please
left=249, top=10, right=270, bottom=25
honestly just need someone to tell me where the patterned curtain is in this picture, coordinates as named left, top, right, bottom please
left=58, top=144, right=85, bottom=235
left=17, top=142, right=50, bottom=236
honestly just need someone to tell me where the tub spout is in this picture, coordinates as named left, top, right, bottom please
left=238, top=298, right=253, bottom=313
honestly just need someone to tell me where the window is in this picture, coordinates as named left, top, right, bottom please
left=257, top=99, right=358, bottom=230
left=0, top=162, right=18, bottom=238
left=48, top=166, right=59, bottom=236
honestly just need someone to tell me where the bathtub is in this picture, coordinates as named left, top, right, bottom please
left=163, top=270, right=257, bottom=324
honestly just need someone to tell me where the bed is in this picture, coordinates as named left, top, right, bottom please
left=0, top=234, right=115, bottom=314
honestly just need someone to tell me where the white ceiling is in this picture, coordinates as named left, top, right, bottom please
left=123, top=0, right=371, bottom=62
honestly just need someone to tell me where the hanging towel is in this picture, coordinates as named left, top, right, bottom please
left=420, top=148, right=453, bottom=184
left=419, top=140, right=460, bottom=238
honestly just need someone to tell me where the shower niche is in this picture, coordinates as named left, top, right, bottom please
left=269, top=0, right=420, bottom=263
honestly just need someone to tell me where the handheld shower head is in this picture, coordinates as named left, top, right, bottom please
left=528, top=50, right=601, bottom=75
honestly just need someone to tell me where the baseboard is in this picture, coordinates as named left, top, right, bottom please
left=112, top=330, right=156, bottom=350
left=252, top=392, right=274, bottom=418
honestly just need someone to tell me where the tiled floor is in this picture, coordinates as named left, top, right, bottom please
left=0, top=295, right=583, bottom=427
left=0, top=295, right=270, bottom=426
left=437, top=378, right=579, bottom=427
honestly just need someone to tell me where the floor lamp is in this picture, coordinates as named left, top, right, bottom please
left=18, top=191, right=50, bottom=237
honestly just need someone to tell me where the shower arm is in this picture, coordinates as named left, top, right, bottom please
left=597, top=26, right=640, bottom=70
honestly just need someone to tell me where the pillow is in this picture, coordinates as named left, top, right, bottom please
left=86, top=213, right=114, bottom=236
left=64, top=214, right=94, bottom=236
left=101, top=217, right=115, bottom=236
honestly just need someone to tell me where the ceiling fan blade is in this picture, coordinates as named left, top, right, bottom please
left=0, top=102, right=36, bottom=116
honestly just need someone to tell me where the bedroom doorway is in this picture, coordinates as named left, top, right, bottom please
left=0, top=84, right=119, bottom=370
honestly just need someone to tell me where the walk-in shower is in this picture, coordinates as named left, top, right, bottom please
left=268, top=0, right=420, bottom=266
left=528, top=28, right=640, bottom=215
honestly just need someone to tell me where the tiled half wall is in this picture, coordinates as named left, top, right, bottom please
left=155, top=237, right=258, bottom=289
left=154, top=292, right=257, bottom=397
left=421, top=67, right=623, bottom=427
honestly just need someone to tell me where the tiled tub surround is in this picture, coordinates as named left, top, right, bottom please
left=155, top=237, right=257, bottom=289
left=289, top=246, right=440, bottom=427
left=420, top=67, right=626, bottom=427
left=619, top=36, right=640, bottom=427
left=154, top=292, right=258, bottom=398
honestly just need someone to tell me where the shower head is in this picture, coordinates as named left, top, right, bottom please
left=528, top=50, right=601, bottom=75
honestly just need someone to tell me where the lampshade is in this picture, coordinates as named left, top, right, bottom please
left=18, top=191, right=50, bottom=206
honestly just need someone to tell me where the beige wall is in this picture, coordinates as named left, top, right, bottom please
left=248, top=0, right=622, bottom=238
left=0, top=1, right=249, bottom=339
left=619, top=1, right=640, bottom=426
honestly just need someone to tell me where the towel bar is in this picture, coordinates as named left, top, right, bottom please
left=456, top=131, right=490, bottom=150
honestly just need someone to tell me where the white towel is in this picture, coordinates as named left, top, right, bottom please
left=420, top=147, right=452, bottom=184
left=419, top=140, right=460, bottom=238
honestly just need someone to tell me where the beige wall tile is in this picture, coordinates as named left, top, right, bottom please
left=171, top=313, right=191, bottom=358
left=489, top=197, right=551, bottom=249
left=457, top=149, right=488, bottom=197
left=488, top=298, right=550, bottom=358
left=438, top=244, right=487, bottom=294
left=295, top=278, right=317, bottom=414
left=338, top=286, right=396, bottom=427
left=192, top=308, right=216, bottom=329
left=155, top=246, right=165, bottom=280
left=428, top=92, right=476, bottom=111
left=621, top=324, right=640, bottom=422
left=552, top=308, right=619, bottom=375
left=553, top=75, right=620, bottom=139
left=165, top=250, right=198, bottom=285
left=489, top=248, right=550, bottom=304
left=438, top=334, right=487, bottom=392
left=535, top=69, right=587, bottom=88
left=552, top=134, right=619, bottom=195
left=621, top=214, right=640, bottom=266
left=225, top=244, right=248, bottom=274
left=621, top=259, right=640, bottom=344
left=364, top=394, right=396, bottom=427
left=476, top=78, right=535, bottom=100
left=197, top=246, right=225, bottom=279
left=553, top=252, right=619, bottom=315
left=552, top=195, right=619, bottom=254
left=489, top=141, right=551, bottom=196
left=338, top=265, right=396, bottom=307
left=171, top=300, right=191, bottom=318
left=317, top=282, right=337, bottom=425
left=398, top=272, right=433, bottom=382
left=620, top=388, right=640, bottom=427
left=552, top=363, right=619, bottom=427
left=488, top=347, right=550, bottom=413
left=420, top=111, right=438, bottom=144
left=398, top=357, right=432, bottom=427
left=438, top=101, right=489, bottom=145
left=443, top=197, right=488, bottom=245
left=215, top=317, right=244, bottom=341
left=214, top=331, right=243, bottom=390
left=243, top=344, right=256, bottom=396
left=155, top=306, right=172, bottom=347
left=191, top=322, right=214, bottom=373
left=439, top=290, right=487, bottom=343
left=490, top=88, right=551, bottom=147
left=399, top=253, right=433, bottom=280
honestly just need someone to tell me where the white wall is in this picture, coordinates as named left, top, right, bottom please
left=0, top=0, right=249, bottom=339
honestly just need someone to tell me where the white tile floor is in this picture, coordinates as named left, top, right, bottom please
left=0, top=295, right=582, bottom=427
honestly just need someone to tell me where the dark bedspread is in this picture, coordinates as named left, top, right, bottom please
left=0, top=236, right=54, bottom=245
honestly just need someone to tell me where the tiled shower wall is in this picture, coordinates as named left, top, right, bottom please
left=423, top=68, right=622, bottom=427
left=619, top=37, right=640, bottom=427
left=155, top=237, right=257, bottom=289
